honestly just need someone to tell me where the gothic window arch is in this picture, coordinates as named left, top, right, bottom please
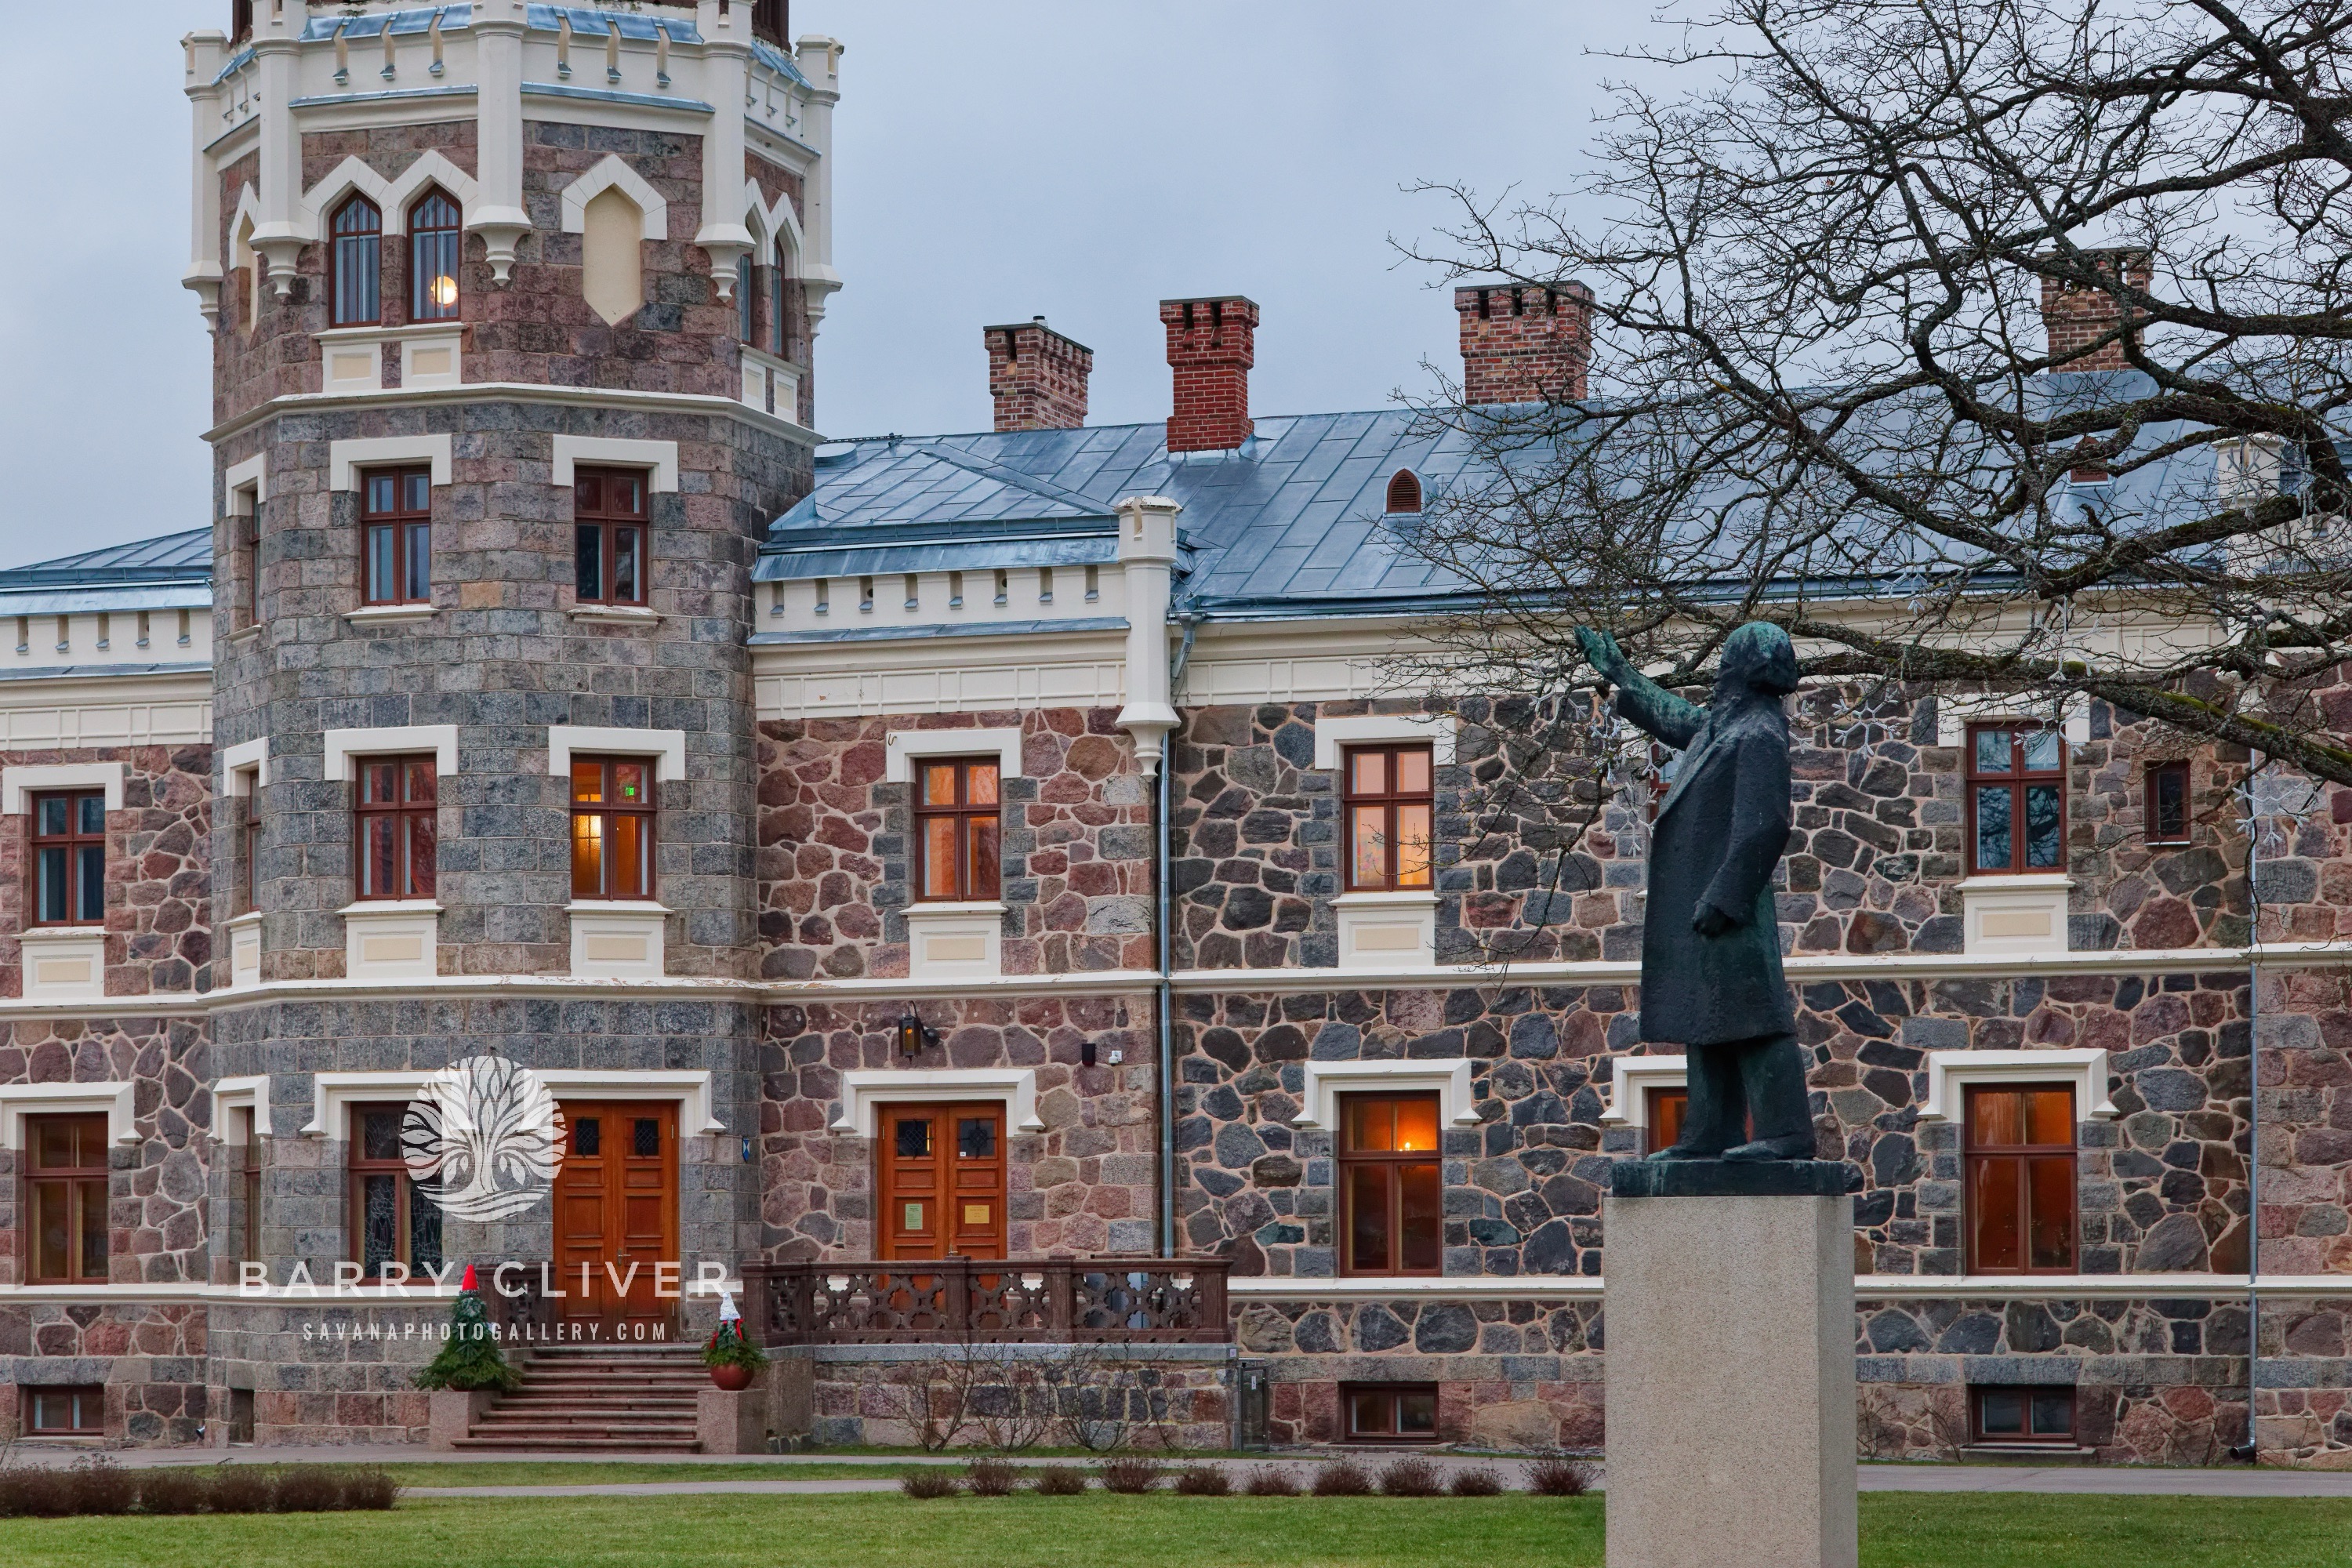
left=330, top=194, right=382, bottom=327
left=408, top=190, right=462, bottom=321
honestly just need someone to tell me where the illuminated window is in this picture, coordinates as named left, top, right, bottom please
left=353, top=755, right=436, bottom=901
left=912, top=758, right=1001, bottom=902
left=1343, top=745, right=1433, bottom=891
left=1965, top=1084, right=2076, bottom=1273
left=570, top=757, right=656, bottom=899
left=1338, top=1093, right=1441, bottom=1276
left=408, top=190, right=462, bottom=321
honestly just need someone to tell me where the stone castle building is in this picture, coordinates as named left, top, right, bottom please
left=2, top=0, right=2350, bottom=1466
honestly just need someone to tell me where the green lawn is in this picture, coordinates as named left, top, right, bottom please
left=373, top=1461, right=920, bottom=1486
left=1, top=1492, right=2347, bottom=1568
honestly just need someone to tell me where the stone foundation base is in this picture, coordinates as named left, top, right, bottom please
left=804, top=1344, right=1231, bottom=1450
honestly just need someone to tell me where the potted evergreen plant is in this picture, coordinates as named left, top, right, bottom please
left=704, top=1294, right=769, bottom=1391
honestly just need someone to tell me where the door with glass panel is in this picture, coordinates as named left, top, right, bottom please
left=553, top=1101, right=679, bottom=1331
left=877, top=1102, right=1007, bottom=1259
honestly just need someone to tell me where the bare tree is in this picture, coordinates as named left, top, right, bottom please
left=1399, top=0, right=2352, bottom=806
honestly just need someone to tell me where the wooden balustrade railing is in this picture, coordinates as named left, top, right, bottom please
left=738, top=1258, right=1232, bottom=1345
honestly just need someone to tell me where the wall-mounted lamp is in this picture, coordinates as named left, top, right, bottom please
left=896, top=1007, right=939, bottom=1057
left=1080, top=1039, right=1098, bottom=1068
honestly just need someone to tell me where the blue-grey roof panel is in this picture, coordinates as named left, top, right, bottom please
left=0, top=528, right=213, bottom=590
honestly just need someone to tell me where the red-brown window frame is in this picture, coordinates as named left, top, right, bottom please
left=1644, top=1085, right=1687, bottom=1157
left=1965, top=724, right=2067, bottom=876
left=238, top=770, right=261, bottom=916
left=25, top=1112, right=109, bottom=1285
left=351, top=753, right=437, bottom=901
left=329, top=194, right=382, bottom=328
left=238, top=1105, right=263, bottom=1267
left=28, top=789, right=107, bottom=927
left=911, top=757, right=1002, bottom=903
left=359, top=466, right=432, bottom=607
left=1337, top=1092, right=1443, bottom=1277
left=1963, top=1083, right=2078, bottom=1275
left=408, top=188, right=463, bottom=322
left=21, top=1384, right=104, bottom=1436
left=1971, top=1385, right=2077, bottom=1445
left=1341, top=1381, right=1439, bottom=1442
left=2146, top=760, right=2193, bottom=845
left=569, top=756, right=658, bottom=900
left=572, top=467, right=649, bottom=608
left=347, top=1102, right=441, bottom=1282
left=1341, top=743, right=1435, bottom=892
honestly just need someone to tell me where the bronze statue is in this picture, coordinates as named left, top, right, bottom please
left=1577, top=622, right=1816, bottom=1162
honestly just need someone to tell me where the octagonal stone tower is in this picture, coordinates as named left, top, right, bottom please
left=181, top=1, right=839, bottom=1440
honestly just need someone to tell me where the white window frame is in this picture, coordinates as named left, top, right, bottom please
left=546, top=725, right=688, bottom=783
left=1599, top=1054, right=1690, bottom=1131
left=1312, top=713, right=1456, bottom=770
left=2, top=764, right=126, bottom=815
left=0, top=1081, right=138, bottom=1149
left=323, top=726, right=459, bottom=782
left=302, top=1069, right=724, bottom=1140
left=1918, top=1049, right=2118, bottom=1123
left=883, top=728, right=1025, bottom=784
left=213, top=1075, right=273, bottom=1138
left=221, top=737, right=270, bottom=791
left=551, top=436, right=680, bottom=494
left=829, top=1067, right=1043, bottom=1138
left=329, top=434, right=452, bottom=492
left=1290, top=1058, right=1481, bottom=1134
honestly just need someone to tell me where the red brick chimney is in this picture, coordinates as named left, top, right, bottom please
left=1160, top=296, right=1259, bottom=453
left=986, top=317, right=1093, bottom=432
left=2038, top=249, right=2152, bottom=371
left=1457, top=281, right=1592, bottom=405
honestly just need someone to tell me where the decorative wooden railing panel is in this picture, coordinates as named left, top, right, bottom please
left=739, top=1259, right=1232, bottom=1345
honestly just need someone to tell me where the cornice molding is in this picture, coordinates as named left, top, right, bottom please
left=205, top=382, right=821, bottom=448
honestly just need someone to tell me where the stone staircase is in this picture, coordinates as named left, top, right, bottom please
left=448, top=1340, right=708, bottom=1451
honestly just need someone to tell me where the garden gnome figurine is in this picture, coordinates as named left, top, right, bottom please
left=1577, top=622, right=1815, bottom=1160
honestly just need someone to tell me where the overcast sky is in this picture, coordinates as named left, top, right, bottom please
left=0, top=2, right=1640, bottom=561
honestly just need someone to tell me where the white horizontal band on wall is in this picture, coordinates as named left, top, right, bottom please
left=1, top=763, right=128, bottom=815
left=0, top=1080, right=137, bottom=1149
left=1290, top=1058, right=1481, bottom=1132
left=1311, top=713, right=1456, bottom=770
left=883, top=728, right=1026, bottom=784
left=547, top=725, right=688, bottom=783
left=830, top=1067, right=1043, bottom=1138
left=323, top=725, right=459, bottom=782
left=328, top=434, right=453, bottom=492
left=1918, top=1048, right=2118, bottom=1121
left=550, top=436, right=680, bottom=493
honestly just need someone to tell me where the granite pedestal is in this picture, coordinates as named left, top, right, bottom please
left=1604, top=1160, right=1858, bottom=1568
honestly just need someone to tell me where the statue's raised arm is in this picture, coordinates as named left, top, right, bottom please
left=1575, top=627, right=1704, bottom=750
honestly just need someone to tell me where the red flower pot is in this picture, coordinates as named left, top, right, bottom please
left=710, top=1362, right=755, bottom=1392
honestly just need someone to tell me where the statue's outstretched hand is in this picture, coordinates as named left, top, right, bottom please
left=1577, top=626, right=1630, bottom=684
left=1691, top=900, right=1739, bottom=938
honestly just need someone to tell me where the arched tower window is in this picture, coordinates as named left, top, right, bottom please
left=331, top=195, right=382, bottom=327
left=738, top=252, right=755, bottom=342
left=771, top=238, right=789, bottom=358
left=1385, top=470, right=1423, bottom=514
left=409, top=191, right=462, bottom=321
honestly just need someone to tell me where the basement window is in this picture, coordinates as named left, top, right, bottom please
left=1971, top=1385, right=2075, bottom=1445
left=1342, top=1382, right=1438, bottom=1442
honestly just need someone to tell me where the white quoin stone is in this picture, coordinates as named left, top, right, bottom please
left=1112, top=495, right=1181, bottom=778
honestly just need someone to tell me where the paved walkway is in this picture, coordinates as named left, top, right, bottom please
left=15, top=1443, right=2352, bottom=1498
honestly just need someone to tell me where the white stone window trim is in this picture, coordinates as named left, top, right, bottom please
left=344, top=605, right=440, bottom=627
left=0, top=1081, right=137, bottom=1149
left=300, top=151, right=481, bottom=239
left=324, top=726, right=459, bottom=782
left=558, top=155, right=670, bottom=240
left=1312, top=713, right=1456, bottom=770
left=225, top=453, right=268, bottom=507
left=303, top=1069, right=725, bottom=1141
left=1331, top=890, right=1440, bottom=911
left=213, top=1075, right=273, bottom=1138
left=568, top=605, right=663, bottom=627
left=1936, top=693, right=2090, bottom=746
left=328, top=434, right=452, bottom=492
left=1918, top=1048, right=2118, bottom=1123
left=1290, top=1058, right=1482, bottom=1134
left=550, top=436, right=681, bottom=493
left=830, top=1068, right=1043, bottom=1138
left=547, top=725, right=688, bottom=783
left=1599, top=1054, right=1689, bottom=1128
left=2, top=764, right=127, bottom=815
left=221, top=737, right=270, bottom=792
left=883, top=728, right=1026, bottom=784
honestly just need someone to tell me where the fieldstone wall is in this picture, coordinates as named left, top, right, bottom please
left=2256, top=967, right=2352, bottom=1272
left=0, top=746, right=213, bottom=998
left=0, top=1304, right=208, bottom=1446
left=203, top=1300, right=441, bottom=1446
left=2256, top=1295, right=2352, bottom=1466
left=803, top=1345, right=1231, bottom=1450
left=757, top=997, right=1157, bottom=1259
left=754, top=712, right=1153, bottom=982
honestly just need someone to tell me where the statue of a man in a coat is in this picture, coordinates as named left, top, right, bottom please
left=1576, top=622, right=1817, bottom=1162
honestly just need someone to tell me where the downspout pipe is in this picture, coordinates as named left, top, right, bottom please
left=1157, top=613, right=1200, bottom=1257
left=2239, top=760, right=2267, bottom=1465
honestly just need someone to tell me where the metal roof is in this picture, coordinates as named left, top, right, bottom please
left=0, top=529, right=213, bottom=592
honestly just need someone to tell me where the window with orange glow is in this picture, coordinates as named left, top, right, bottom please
left=1342, top=745, right=1433, bottom=891
left=1965, top=1084, right=2077, bottom=1272
left=912, top=758, right=1001, bottom=902
left=570, top=757, right=655, bottom=899
left=1338, top=1094, right=1442, bottom=1275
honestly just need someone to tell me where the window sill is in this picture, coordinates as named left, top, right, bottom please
left=20, top=924, right=107, bottom=938
left=1955, top=873, right=2074, bottom=891
left=566, top=899, right=671, bottom=915
left=905, top=901, right=1010, bottom=918
left=227, top=625, right=263, bottom=645
left=338, top=900, right=443, bottom=917
left=314, top=323, right=470, bottom=345
left=1332, top=889, right=1439, bottom=908
left=345, top=604, right=437, bottom=626
left=568, top=604, right=660, bottom=626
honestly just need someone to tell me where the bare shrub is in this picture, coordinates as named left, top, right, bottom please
left=134, top=1468, right=213, bottom=1515
left=1526, top=1457, right=1591, bottom=1497
left=1310, top=1459, right=1374, bottom=1497
left=209, top=1466, right=273, bottom=1514
left=900, top=1468, right=961, bottom=1500
left=1096, top=1456, right=1162, bottom=1494
left=1242, top=1465, right=1301, bottom=1497
left=270, top=1466, right=344, bottom=1514
left=887, top=1356, right=975, bottom=1454
left=65, top=1456, right=134, bottom=1515
left=1031, top=1465, right=1089, bottom=1496
left=1172, top=1465, right=1232, bottom=1497
left=338, top=1467, right=401, bottom=1511
left=1377, top=1457, right=1444, bottom=1497
left=1450, top=1467, right=1504, bottom=1497
left=964, top=1457, right=1019, bottom=1497
left=0, top=1467, right=72, bottom=1518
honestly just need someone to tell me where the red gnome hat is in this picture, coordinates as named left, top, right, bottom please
left=459, top=1263, right=478, bottom=1293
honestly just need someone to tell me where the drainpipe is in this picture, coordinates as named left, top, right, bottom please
left=2238, top=760, right=2267, bottom=1465
left=1111, top=497, right=1184, bottom=1255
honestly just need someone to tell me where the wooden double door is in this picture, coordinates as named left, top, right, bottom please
left=554, top=1101, right=677, bottom=1333
left=877, top=1102, right=1007, bottom=1259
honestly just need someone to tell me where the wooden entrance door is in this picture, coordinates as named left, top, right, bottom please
left=554, top=1101, right=678, bottom=1334
left=877, top=1102, right=1006, bottom=1259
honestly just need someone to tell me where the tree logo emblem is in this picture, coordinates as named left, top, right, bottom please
left=401, top=1055, right=567, bottom=1221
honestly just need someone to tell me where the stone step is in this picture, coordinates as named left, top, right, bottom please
left=448, top=1436, right=702, bottom=1451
